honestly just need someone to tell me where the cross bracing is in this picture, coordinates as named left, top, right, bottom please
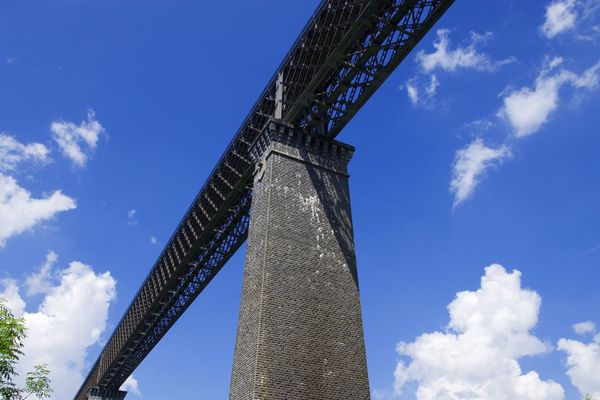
left=74, top=0, right=454, bottom=398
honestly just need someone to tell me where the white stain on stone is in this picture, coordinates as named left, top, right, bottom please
left=316, top=227, right=325, bottom=241
left=271, top=183, right=292, bottom=195
left=299, top=194, right=321, bottom=223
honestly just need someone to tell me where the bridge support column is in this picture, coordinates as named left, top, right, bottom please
left=229, top=121, right=370, bottom=399
left=87, top=388, right=126, bottom=400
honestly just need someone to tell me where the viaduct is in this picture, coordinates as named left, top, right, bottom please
left=75, top=1, right=455, bottom=399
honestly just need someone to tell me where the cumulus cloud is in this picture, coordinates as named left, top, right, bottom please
left=0, top=133, right=50, bottom=172
left=51, top=110, right=105, bottom=167
left=417, top=29, right=514, bottom=73
left=0, top=254, right=117, bottom=400
left=0, top=173, right=76, bottom=247
left=450, top=139, right=510, bottom=207
left=573, top=321, right=597, bottom=335
left=120, top=375, right=141, bottom=397
left=394, top=264, right=564, bottom=400
left=558, top=326, right=600, bottom=397
left=499, top=57, right=600, bottom=137
left=541, top=0, right=578, bottom=38
left=150, top=236, right=158, bottom=245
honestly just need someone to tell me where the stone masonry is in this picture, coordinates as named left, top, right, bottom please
left=87, top=388, right=127, bottom=400
left=229, top=121, right=370, bottom=399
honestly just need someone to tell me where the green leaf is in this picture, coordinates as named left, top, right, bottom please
left=24, top=364, right=52, bottom=399
left=0, top=299, right=52, bottom=400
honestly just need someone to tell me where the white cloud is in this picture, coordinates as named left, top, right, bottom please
left=0, top=279, right=26, bottom=317
left=0, top=255, right=117, bottom=400
left=417, top=29, right=514, bottom=73
left=406, top=30, right=513, bottom=107
left=461, top=119, right=495, bottom=134
left=541, top=0, right=578, bottom=38
left=0, top=133, right=50, bottom=172
left=150, top=236, right=158, bottom=245
left=0, top=173, right=76, bottom=247
left=51, top=110, right=105, bottom=167
left=573, top=321, right=597, bottom=335
left=573, top=59, right=600, bottom=89
left=120, top=375, right=141, bottom=397
left=499, top=57, right=600, bottom=138
left=404, top=75, right=439, bottom=108
left=548, top=0, right=600, bottom=41
left=25, top=250, right=58, bottom=296
left=448, top=57, right=600, bottom=207
left=558, top=328, right=600, bottom=397
left=406, top=82, right=420, bottom=105
left=394, top=264, right=564, bottom=400
left=127, top=209, right=138, bottom=226
left=450, top=139, right=510, bottom=207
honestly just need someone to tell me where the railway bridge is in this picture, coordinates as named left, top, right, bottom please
left=75, top=1, right=455, bottom=399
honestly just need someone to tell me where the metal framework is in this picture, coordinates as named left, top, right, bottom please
left=74, top=0, right=454, bottom=398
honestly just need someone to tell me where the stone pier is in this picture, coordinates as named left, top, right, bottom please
left=229, top=121, right=370, bottom=399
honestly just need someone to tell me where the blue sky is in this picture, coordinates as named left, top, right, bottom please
left=1, top=1, right=599, bottom=399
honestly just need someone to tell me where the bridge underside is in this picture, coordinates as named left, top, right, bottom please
left=75, top=1, right=455, bottom=398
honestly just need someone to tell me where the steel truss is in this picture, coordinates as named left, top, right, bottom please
left=75, top=0, right=454, bottom=398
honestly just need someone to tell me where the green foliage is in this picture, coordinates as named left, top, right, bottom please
left=0, top=300, right=52, bottom=400
left=24, top=365, right=51, bottom=400
left=0, top=301, right=25, bottom=400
